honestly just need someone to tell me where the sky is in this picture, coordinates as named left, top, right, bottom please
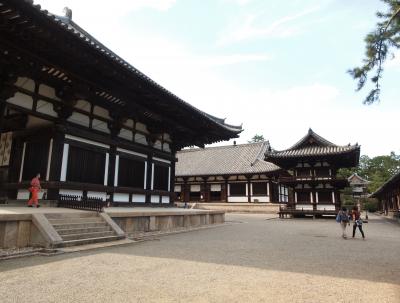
left=34, top=0, right=399, bottom=157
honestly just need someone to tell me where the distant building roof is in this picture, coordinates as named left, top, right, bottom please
left=370, top=170, right=400, bottom=198
left=265, top=129, right=360, bottom=167
left=176, top=141, right=281, bottom=177
left=348, top=173, right=369, bottom=186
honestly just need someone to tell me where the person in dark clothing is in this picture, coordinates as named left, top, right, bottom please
left=351, top=207, right=365, bottom=239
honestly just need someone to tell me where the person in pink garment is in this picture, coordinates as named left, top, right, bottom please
left=27, top=173, right=41, bottom=208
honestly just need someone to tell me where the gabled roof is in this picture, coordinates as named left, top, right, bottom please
left=370, top=170, right=400, bottom=198
left=348, top=173, right=369, bottom=185
left=289, top=128, right=336, bottom=150
left=265, top=129, right=360, bottom=167
left=176, top=142, right=281, bottom=177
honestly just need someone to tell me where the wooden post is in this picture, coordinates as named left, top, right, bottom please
left=247, top=176, right=252, bottom=203
left=47, top=128, right=66, bottom=200
left=145, top=154, right=153, bottom=204
left=169, top=157, right=176, bottom=205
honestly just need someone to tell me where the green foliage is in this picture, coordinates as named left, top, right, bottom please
left=349, top=0, right=400, bottom=104
left=248, top=134, right=265, bottom=143
left=339, top=152, right=400, bottom=194
left=364, top=199, right=379, bottom=212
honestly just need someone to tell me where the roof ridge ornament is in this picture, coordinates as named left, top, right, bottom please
left=63, top=7, right=72, bottom=20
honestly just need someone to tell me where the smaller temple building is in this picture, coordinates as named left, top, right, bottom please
left=348, top=173, right=369, bottom=198
left=370, top=171, right=400, bottom=216
left=175, top=142, right=287, bottom=203
left=265, top=129, right=360, bottom=215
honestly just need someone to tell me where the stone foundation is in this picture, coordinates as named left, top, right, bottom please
left=109, top=210, right=225, bottom=235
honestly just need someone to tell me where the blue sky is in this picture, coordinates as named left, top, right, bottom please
left=36, top=0, right=399, bottom=156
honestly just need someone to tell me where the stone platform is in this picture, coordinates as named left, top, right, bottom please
left=176, top=202, right=280, bottom=213
left=0, top=206, right=225, bottom=249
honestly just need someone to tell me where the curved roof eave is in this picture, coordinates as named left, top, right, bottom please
left=22, top=0, right=243, bottom=135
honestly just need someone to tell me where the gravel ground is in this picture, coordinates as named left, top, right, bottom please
left=0, top=214, right=399, bottom=303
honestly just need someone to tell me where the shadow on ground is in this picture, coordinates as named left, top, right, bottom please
left=1, top=214, right=399, bottom=286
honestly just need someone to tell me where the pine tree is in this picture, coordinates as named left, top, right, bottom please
left=349, top=0, right=400, bottom=104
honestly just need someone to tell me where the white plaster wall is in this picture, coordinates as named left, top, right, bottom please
left=251, top=196, right=270, bottom=202
left=75, top=100, right=91, bottom=112
left=190, top=185, right=201, bottom=192
left=296, top=204, right=313, bottom=210
left=210, top=184, right=221, bottom=191
left=163, top=143, right=171, bottom=152
left=151, top=195, right=160, bottom=203
left=174, top=185, right=182, bottom=192
left=7, top=93, right=33, bottom=110
left=67, top=112, right=90, bottom=127
left=92, top=119, right=110, bottom=134
left=136, top=122, right=149, bottom=134
left=39, top=83, right=60, bottom=100
left=93, top=106, right=110, bottom=119
left=114, top=193, right=130, bottom=203
left=134, top=133, right=148, bottom=145
left=317, top=205, right=335, bottom=211
left=124, top=119, right=134, bottom=128
left=162, top=196, right=170, bottom=204
left=15, top=77, right=35, bottom=92
left=36, top=100, right=58, bottom=117
left=228, top=196, right=248, bottom=203
left=118, top=129, right=133, bottom=141
left=132, top=194, right=146, bottom=203
left=154, top=140, right=162, bottom=150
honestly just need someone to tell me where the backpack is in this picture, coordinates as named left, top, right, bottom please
left=340, top=211, right=349, bottom=223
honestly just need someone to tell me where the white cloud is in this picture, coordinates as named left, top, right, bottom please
left=31, top=0, right=399, bottom=157
left=221, top=0, right=253, bottom=5
left=218, top=6, right=321, bottom=44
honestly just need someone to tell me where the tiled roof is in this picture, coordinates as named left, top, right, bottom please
left=267, top=145, right=360, bottom=158
left=370, top=170, right=400, bottom=198
left=176, top=142, right=281, bottom=177
left=265, top=129, right=360, bottom=159
left=4, top=0, right=242, bottom=135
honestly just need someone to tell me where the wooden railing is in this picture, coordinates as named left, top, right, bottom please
left=58, top=194, right=107, bottom=212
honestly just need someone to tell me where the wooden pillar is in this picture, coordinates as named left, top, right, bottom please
left=183, top=178, right=189, bottom=202
left=107, top=145, right=117, bottom=204
left=47, top=127, right=65, bottom=200
left=169, top=157, right=176, bottom=205
left=247, top=177, right=252, bottom=203
left=145, top=154, right=153, bottom=204
left=312, top=187, right=317, bottom=211
left=201, top=178, right=209, bottom=202
left=222, top=177, right=228, bottom=202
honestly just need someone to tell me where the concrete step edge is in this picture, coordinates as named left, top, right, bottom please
left=57, top=226, right=112, bottom=235
left=61, top=231, right=116, bottom=241
left=52, top=222, right=109, bottom=229
left=56, top=235, right=125, bottom=248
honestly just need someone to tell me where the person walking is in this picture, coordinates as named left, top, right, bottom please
left=336, top=207, right=350, bottom=239
left=27, top=173, right=41, bottom=208
left=351, top=206, right=365, bottom=239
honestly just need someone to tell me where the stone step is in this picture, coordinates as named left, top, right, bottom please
left=45, top=212, right=99, bottom=219
left=48, top=217, right=104, bottom=224
left=56, top=235, right=125, bottom=248
left=52, top=222, right=109, bottom=230
left=57, top=226, right=112, bottom=235
left=61, top=231, right=116, bottom=241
